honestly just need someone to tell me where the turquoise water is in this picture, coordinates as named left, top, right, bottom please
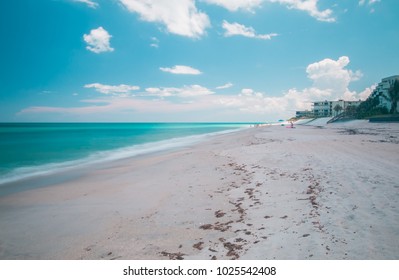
left=0, top=123, right=251, bottom=184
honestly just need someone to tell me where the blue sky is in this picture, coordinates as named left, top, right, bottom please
left=1, top=0, right=398, bottom=122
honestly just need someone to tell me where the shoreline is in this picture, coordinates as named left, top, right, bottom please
left=0, top=120, right=398, bottom=260
left=0, top=124, right=250, bottom=188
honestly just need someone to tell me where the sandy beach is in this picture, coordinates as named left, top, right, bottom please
left=0, top=120, right=398, bottom=260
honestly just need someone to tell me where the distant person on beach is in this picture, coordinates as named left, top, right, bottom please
left=290, top=121, right=294, bottom=128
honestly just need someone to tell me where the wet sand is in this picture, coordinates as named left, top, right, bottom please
left=0, top=120, right=398, bottom=259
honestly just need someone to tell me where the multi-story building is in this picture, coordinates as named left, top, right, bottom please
left=312, top=100, right=362, bottom=117
left=295, top=110, right=314, bottom=118
left=312, top=101, right=330, bottom=117
left=297, top=75, right=398, bottom=118
left=369, top=75, right=399, bottom=112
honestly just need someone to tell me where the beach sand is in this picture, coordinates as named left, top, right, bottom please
left=0, top=120, right=398, bottom=260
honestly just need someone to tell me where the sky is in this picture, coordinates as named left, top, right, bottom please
left=0, top=0, right=398, bottom=122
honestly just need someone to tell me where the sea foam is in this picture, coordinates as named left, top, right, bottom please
left=0, top=126, right=246, bottom=185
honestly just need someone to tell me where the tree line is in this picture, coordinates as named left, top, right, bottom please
left=337, top=80, right=399, bottom=119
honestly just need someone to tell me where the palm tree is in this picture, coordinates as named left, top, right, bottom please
left=333, top=104, right=343, bottom=116
left=388, top=80, right=399, bottom=114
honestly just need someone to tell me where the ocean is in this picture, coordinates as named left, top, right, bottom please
left=0, top=123, right=252, bottom=185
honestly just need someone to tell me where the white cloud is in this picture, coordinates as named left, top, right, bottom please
left=204, top=0, right=335, bottom=22
left=119, top=0, right=211, bottom=38
left=222, top=20, right=278, bottom=40
left=160, top=65, right=202, bottom=75
left=19, top=97, right=221, bottom=118
left=84, top=83, right=140, bottom=95
left=306, top=56, right=363, bottom=98
left=268, top=0, right=335, bottom=22
left=241, top=88, right=255, bottom=96
left=145, top=87, right=173, bottom=97
left=215, top=56, right=367, bottom=115
left=178, top=85, right=214, bottom=97
left=359, top=0, right=380, bottom=5
left=150, top=37, right=159, bottom=48
left=216, top=83, right=233, bottom=89
left=72, top=0, right=99, bottom=8
left=202, top=0, right=263, bottom=12
left=359, top=0, right=380, bottom=13
left=216, top=88, right=287, bottom=114
left=83, top=27, right=114, bottom=53
left=357, top=84, right=376, bottom=100
left=20, top=57, right=372, bottom=121
left=145, top=85, right=213, bottom=97
left=280, top=56, right=365, bottom=110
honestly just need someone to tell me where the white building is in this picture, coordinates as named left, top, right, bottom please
left=370, top=75, right=399, bottom=112
left=312, top=100, right=362, bottom=117
left=295, top=110, right=313, bottom=118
